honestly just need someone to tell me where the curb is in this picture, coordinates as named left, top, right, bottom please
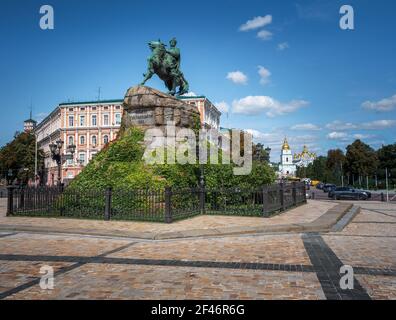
left=0, top=203, right=355, bottom=240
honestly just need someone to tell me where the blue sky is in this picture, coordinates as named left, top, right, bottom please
left=1, top=0, right=395, bottom=161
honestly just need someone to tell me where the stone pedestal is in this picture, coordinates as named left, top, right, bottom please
left=121, top=86, right=200, bottom=132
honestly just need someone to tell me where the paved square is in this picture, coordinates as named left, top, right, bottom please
left=0, top=200, right=395, bottom=300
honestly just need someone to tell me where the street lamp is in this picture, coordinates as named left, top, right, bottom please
left=196, top=141, right=204, bottom=188
left=49, top=139, right=64, bottom=187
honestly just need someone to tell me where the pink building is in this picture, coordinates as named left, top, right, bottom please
left=35, top=96, right=220, bottom=185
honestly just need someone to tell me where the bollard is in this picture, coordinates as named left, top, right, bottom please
left=381, top=192, right=385, bottom=202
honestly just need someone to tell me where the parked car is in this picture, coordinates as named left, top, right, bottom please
left=323, top=184, right=336, bottom=193
left=328, top=187, right=372, bottom=200
left=316, top=183, right=324, bottom=190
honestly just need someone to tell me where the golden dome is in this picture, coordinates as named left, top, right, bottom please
left=282, top=137, right=290, bottom=150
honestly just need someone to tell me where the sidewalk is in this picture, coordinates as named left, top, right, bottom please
left=0, top=200, right=351, bottom=240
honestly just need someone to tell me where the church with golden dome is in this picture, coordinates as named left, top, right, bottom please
left=278, top=137, right=317, bottom=178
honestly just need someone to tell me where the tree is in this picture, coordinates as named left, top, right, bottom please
left=0, top=132, right=44, bottom=185
left=345, top=139, right=379, bottom=186
left=377, top=143, right=396, bottom=170
left=299, top=156, right=329, bottom=182
left=377, top=143, right=396, bottom=188
left=326, top=149, right=346, bottom=185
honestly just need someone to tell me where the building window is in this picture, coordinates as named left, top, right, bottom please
left=115, top=113, right=121, bottom=125
left=79, top=153, right=86, bottom=165
left=103, top=135, right=109, bottom=144
left=92, top=107, right=97, bottom=111
left=104, top=106, right=109, bottom=110
left=92, top=135, right=97, bottom=146
left=68, top=116, right=74, bottom=127
left=80, top=135, right=85, bottom=145
left=103, top=114, right=109, bottom=126
left=80, top=115, right=85, bottom=126
left=115, top=105, right=120, bottom=110
left=286, top=157, right=289, bottom=162
left=68, top=108, right=74, bottom=112
left=68, top=136, right=74, bottom=146
left=91, top=115, right=97, bottom=126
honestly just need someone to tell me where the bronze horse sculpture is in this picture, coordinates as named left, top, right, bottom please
left=140, top=39, right=189, bottom=96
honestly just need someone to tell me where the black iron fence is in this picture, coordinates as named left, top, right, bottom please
left=0, top=187, right=7, bottom=198
left=6, top=182, right=307, bottom=223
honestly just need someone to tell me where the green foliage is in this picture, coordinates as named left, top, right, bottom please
left=0, top=131, right=44, bottom=184
left=69, top=126, right=276, bottom=191
left=345, top=139, right=379, bottom=176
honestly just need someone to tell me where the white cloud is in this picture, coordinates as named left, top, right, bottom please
left=257, top=30, right=273, bottom=40
left=181, top=91, right=197, bottom=97
left=277, top=42, right=289, bottom=50
left=325, top=120, right=357, bottom=131
left=232, top=96, right=309, bottom=117
left=326, top=119, right=396, bottom=131
left=291, top=123, right=321, bottom=131
left=361, top=120, right=396, bottom=130
left=239, top=15, right=272, bottom=31
left=327, top=132, right=348, bottom=140
left=257, top=66, right=271, bottom=85
left=226, top=71, right=248, bottom=85
left=353, top=133, right=376, bottom=140
left=214, top=101, right=230, bottom=113
left=362, top=94, right=396, bottom=112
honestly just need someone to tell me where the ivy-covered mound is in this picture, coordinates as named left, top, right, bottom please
left=63, top=127, right=276, bottom=221
left=69, top=127, right=276, bottom=191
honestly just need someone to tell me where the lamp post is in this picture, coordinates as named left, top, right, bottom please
left=196, top=142, right=204, bottom=188
left=7, top=169, right=13, bottom=186
left=49, top=139, right=64, bottom=187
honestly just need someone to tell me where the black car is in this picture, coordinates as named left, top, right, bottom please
left=316, top=183, right=324, bottom=190
left=323, top=184, right=336, bottom=193
left=328, top=187, right=372, bottom=200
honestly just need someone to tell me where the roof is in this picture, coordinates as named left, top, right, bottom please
left=177, top=95, right=206, bottom=100
left=59, top=99, right=123, bottom=106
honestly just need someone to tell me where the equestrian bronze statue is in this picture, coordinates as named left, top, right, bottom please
left=140, top=38, right=189, bottom=96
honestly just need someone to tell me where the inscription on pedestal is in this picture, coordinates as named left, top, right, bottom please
left=128, top=109, right=154, bottom=126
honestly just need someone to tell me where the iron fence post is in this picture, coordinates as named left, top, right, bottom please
left=199, top=185, right=205, bottom=214
left=303, top=183, right=307, bottom=203
left=165, top=186, right=172, bottom=223
left=6, top=186, right=14, bottom=216
left=292, top=182, right=297, bottom=206
left=280, top=183, right=285, bottom=211
left=20, top=187, right=25, bottom=210
left=262, top=186, right=269, bottom=217
left=104, top=187, right=112, bottom=221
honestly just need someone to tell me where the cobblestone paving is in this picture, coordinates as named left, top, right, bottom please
left=108, top=234, right=311, bottom=265
left=0, top=200, right=335, bottom=235
left=0, top=200, right=395, bottom=300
